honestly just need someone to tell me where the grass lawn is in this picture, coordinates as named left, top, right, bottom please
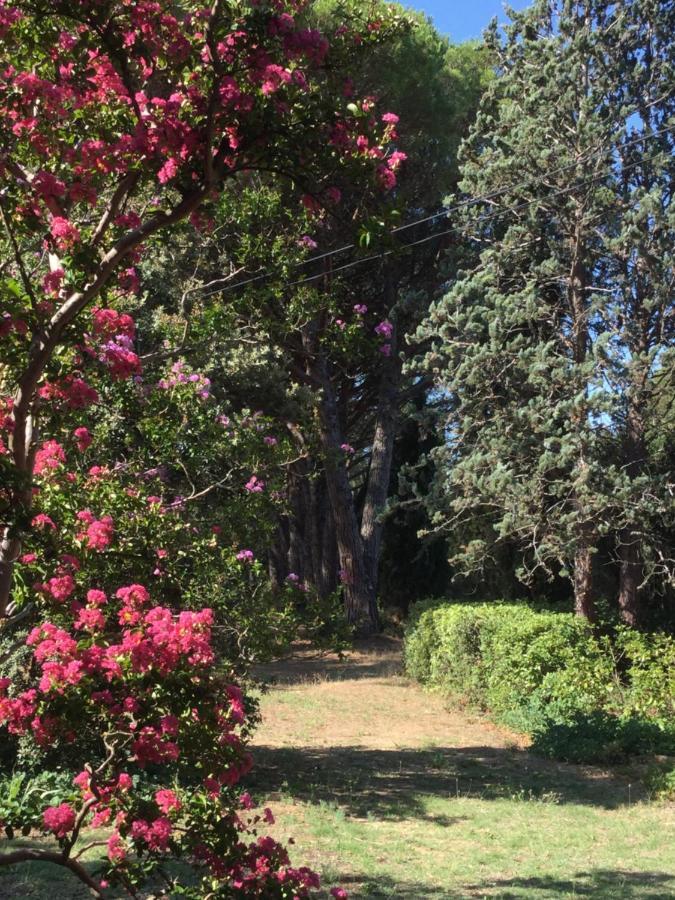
left=1, top=639, right=672, bottom=899
left=248, top=639, right=675, bottom=899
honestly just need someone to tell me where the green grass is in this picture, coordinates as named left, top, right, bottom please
left=249, top=647, right=675, bottom=900
left=267, top=794, right=673, bottom=898
left=1, top=644, right=673, bottom=899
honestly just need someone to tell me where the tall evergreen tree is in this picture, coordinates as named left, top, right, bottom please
left=417, top=0, right=675, bottom=622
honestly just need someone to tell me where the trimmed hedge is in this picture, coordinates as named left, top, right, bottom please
left=404, top=600, right=675, bottom=763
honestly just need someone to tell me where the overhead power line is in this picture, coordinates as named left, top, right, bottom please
left=195, top=122, right=674, bottom=302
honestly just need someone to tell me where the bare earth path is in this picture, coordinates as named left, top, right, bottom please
left=250, top=637, right=675, bottom=900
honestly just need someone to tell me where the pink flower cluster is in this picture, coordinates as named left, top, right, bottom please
left=76, top=509, right=114, bottom=550
left=157, top=360, right=211, bottom=399
left=34, top=439, right=66, bottom=476
left=236, top=549, right=255, bottom=563
left=39, top=376, right=99, bottom=410
left=43, top=803, right=76, bottom=838
left=244, top=475, right=265, bottom=493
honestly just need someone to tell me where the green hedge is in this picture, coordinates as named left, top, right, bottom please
left=404, top=600, right=675, bottom=763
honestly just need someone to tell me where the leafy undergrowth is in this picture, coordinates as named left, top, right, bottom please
left=248, top=638, right=675, bottom=899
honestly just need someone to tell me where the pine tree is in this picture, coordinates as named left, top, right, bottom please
left=418, top=0, right=675, bottom=621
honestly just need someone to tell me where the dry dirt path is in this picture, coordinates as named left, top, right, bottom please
left=249, top=637, right=674, bottom=900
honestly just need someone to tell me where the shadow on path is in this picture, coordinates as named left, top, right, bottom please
left=331, top=868, right=675, bottom=899
left=253, top=637, right=403, bottom=686
left=468, top=868, right=675, bottom=899
left=248, top=744, right=639, bottom=819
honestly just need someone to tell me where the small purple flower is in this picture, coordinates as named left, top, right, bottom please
left=353, top=304, right=367, bottom=315
left=374, top=320, right=393, bottom=339
left=299, top=235, right=318, bottom=250
left=236, top=549, right=254, bottom=563
left=264, top=436, right=278, bottom=446
left=379, top=343, right=392, bottom=357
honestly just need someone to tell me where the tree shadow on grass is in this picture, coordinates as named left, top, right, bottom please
left=253, top=638, right=403, bottom=687
left=0, top=838, right=196, bottom=899
left=248, top=743, right=639, bottom=820
left=327, top=868, right=675, bottom=899
left=467, top=868, right=675, bottom=899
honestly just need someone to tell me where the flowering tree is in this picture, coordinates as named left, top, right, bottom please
left=0, top=0, right=402, bottom=619
left=0, top=0, right=403, bottom=893
left=0, top=578, right=333, bottom=897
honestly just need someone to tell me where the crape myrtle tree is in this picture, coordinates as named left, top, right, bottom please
left=417, top=0, right=675, bottom=623
left=0, top=0, right=403, bottom=894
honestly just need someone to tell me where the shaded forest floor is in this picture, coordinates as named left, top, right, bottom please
left=249, top=637, right=675, bottom=899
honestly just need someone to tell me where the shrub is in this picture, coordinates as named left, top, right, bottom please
left=404, top=600, right=675, bottom=763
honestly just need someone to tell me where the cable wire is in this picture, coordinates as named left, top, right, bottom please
left=195, top=124, right=674, bottom=299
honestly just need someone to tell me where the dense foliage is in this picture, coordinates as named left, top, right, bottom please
left=0, top=0, right=407, bottom=895
left=405, top=600, right=675, bottom=762
left=417, top=0, right=675, bottom=623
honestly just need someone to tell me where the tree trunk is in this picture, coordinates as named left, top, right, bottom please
left=617, top=401, right=646, bottom=627
left=573, top=543, right=596, bottom=620
left=618, top=531, right=641, bottom=627
left=305, top=332, right=380, bottom=634
left=568, top=187, right=596, bottom=622
left=360, top=299, right=402, bottom=601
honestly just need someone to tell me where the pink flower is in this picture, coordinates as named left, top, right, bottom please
left=155, top=789, right=181, bottom=815
left=381, top=112, right=399, bottom=125
left=377, top=164, right=397, bottom=191
left=236, top=549, right=254, bottom=563
left=244, top=475, right=265, bottom=493
left=34, top=439, right=66, bottom=476
left=42, top=268, right=65, bottom=297
left=31, top=513, right=56, bottom=530
left=73, top=426, right=91, bottom=451
left=148, top=817, right=172, bottom=851
left=86, top=516, right=114, bottom=551
left=107, top=831, right=126, bottom=862
left=158, top=157, right=179, bottom=184
left=117, top=773, right=132, bottom=791
left=91, top=308, right=135, bottom=340
left=330, top=889, right=349, bottom=899
left=374, top=320, right=393, bottom=339
left=379, top=343, right=392, bottom=357
left=115, top=584, right=150, bottom=607
left=43, top=803, right=76, bottom=838
left=74, top=607, right=105, bottom=632
left=388, top=150, right=407, bottom=171
left=298, top=235, right=317, bottom=249
left=86, top=588, right=107, bottom=606
left=353, top=304, right=367, bottom=315
left=340, top=443, right=355, bottom=454
left=264, top=435, right=278, bottom=446
left=49, top=217, right=80, bottom=250
left=45, top=574, right=76, bottom=602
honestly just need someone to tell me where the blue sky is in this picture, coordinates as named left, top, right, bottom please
left=406, top=1, right=531, bottom=43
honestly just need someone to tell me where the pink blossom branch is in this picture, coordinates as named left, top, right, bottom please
left=0, top=187, right=209, bottom=618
